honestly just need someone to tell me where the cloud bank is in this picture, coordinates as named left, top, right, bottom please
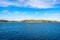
left=0, top=0, right=60, bottom=8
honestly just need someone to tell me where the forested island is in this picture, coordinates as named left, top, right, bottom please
left=21, top=20, right=58, bottom=22
left=0, top=20, right=59, bottom=22
left=0, top=20, right=18, bottom=22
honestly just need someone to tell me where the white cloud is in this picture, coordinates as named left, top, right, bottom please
left=0, top=10, right=60, bottom=21
left=25, top=16, right=29, bottom=18
left=42, top=13, right=60, bottom=21
left=0, top=14, right=2, bottom=16
left=2, top=10, right=8, bottom=13
left=52, top=0, right=57, bottom=3
left=26, top=0, right=55, bottom=8
left=55, top=0, right=60, bottom=4
left=35, top=12, right=38, bottom=15
left=15, top=11, right=20, bottom=14
left=0, top=0, right=60, bottom=8
left=0, top=0, right=20, bottom=7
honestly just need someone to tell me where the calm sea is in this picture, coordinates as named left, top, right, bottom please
left=0, top=22, right=60, bottom=40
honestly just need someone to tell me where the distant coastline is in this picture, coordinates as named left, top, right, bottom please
left=21, top=20, right=59, bottom=22
left=0, top=20, right=18, bottom=22
left=0, top=20, right=59, bottom=22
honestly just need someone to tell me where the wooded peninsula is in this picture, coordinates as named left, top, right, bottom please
left=0, top=20, right=59, bottom=22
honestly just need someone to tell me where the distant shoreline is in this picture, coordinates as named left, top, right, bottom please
left=0, top=20, right=60, bottom=22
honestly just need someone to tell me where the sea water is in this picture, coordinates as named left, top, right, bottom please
left=0, top=22, right=60, bottom=40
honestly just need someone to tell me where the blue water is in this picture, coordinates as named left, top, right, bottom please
left=0, top=22, right=60, bottom=40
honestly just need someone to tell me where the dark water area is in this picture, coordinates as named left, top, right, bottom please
left=0, top=22, right=60, bottom=40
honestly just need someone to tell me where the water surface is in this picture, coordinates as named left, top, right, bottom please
left=0, top=22, right=60, bottom=40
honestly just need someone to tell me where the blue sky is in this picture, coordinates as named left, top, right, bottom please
left=0, top=0, right=60, bottom=21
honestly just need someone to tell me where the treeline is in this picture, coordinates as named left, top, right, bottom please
left=21, top=20, right=57, bottom=22
left=0, top=20, right=58, bottom=22
left=0, top=20, right=9, bottom=22
left=0, top=20, right=17, bottom=22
